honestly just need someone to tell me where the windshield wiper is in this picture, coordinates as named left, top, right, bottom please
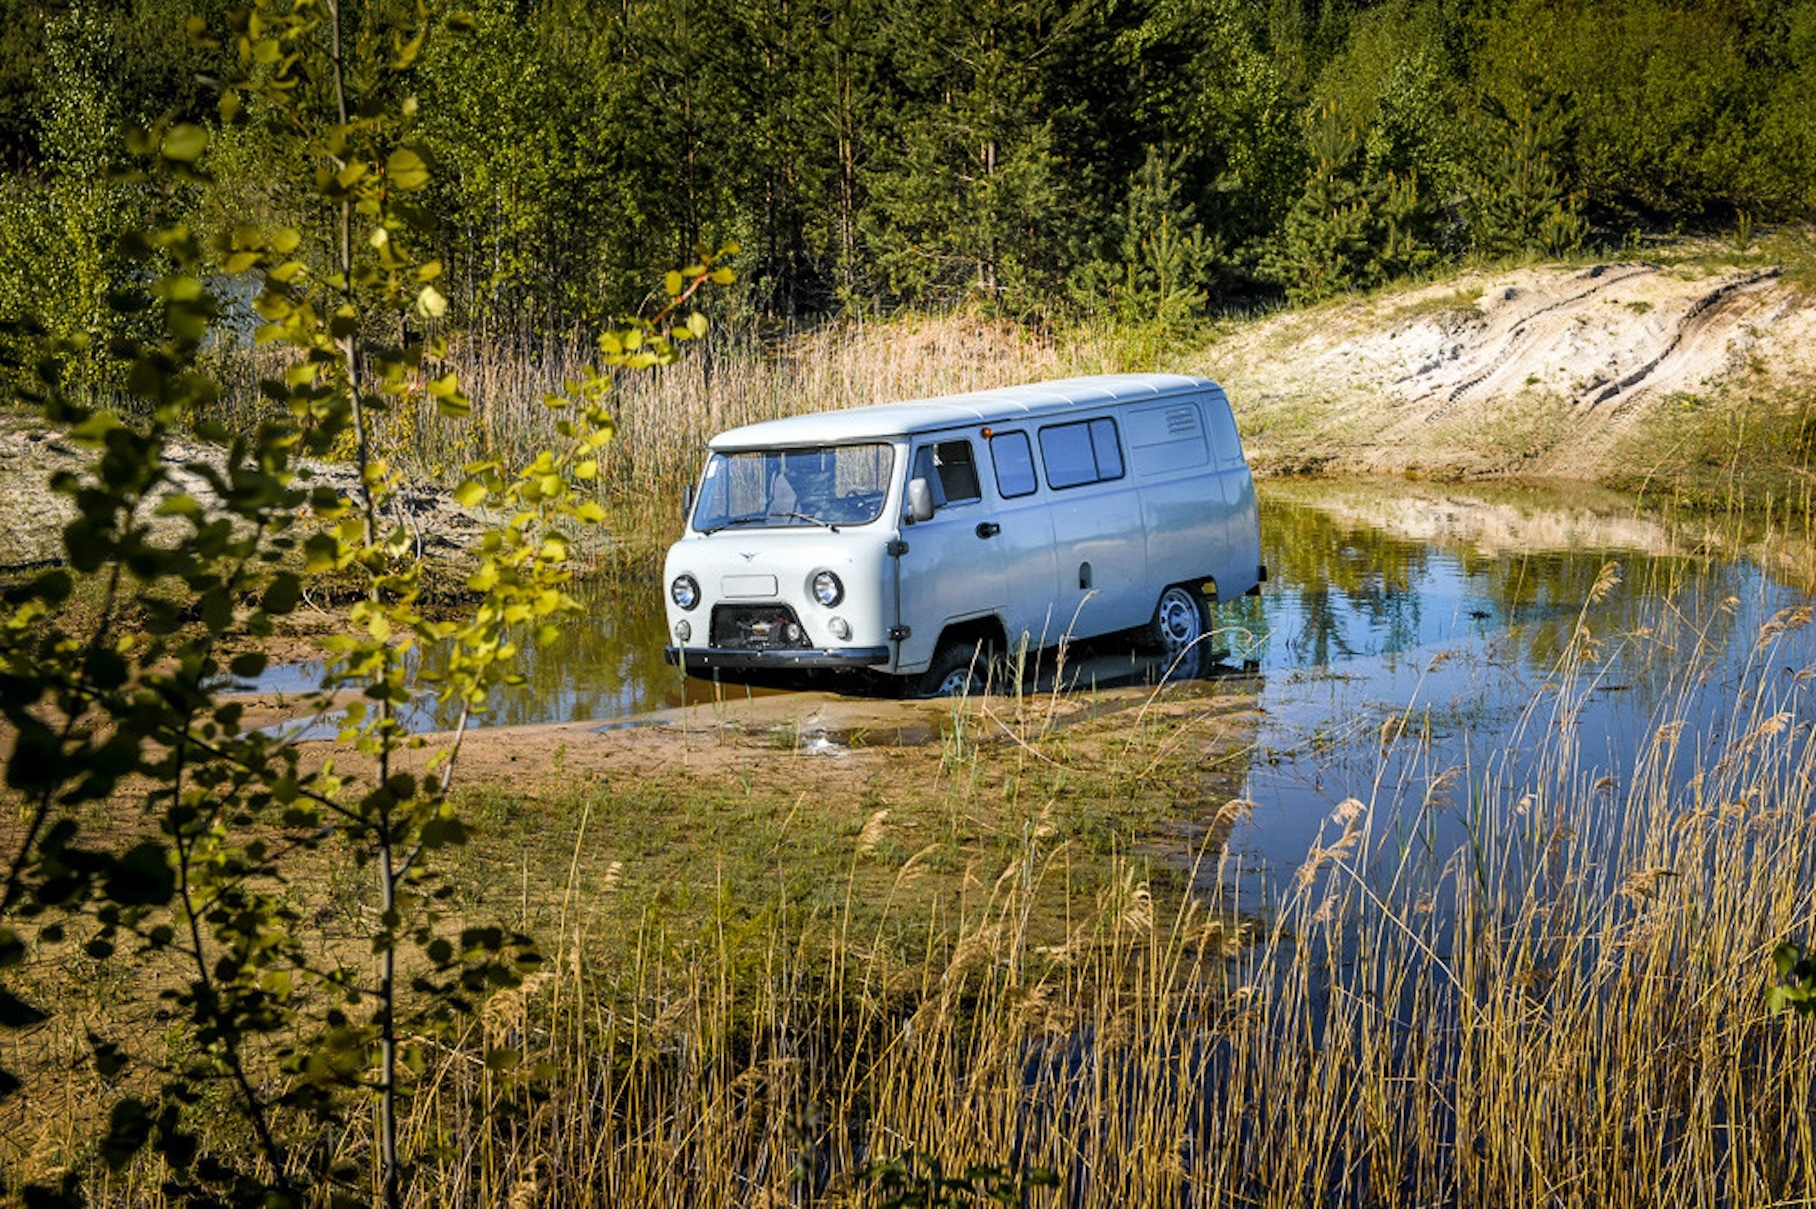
left=700, top=516, right=771, bottom=534
left=767, top=510, right=839, bottom=531
left=700, top=512, right=838, bottom=534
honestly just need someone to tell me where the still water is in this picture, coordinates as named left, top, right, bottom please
left=255, top=479, right=1816, bottom=882
left=1225, top=480, right=1816, bottom=891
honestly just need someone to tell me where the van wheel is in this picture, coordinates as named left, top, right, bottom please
left=1150, top=586, right=1208, bottom=660
left=918, top=642, right=990, bottom=698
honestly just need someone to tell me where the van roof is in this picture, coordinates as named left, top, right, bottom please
left=705, top=373, right=1220, bottom=449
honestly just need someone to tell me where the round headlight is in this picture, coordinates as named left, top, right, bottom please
left=811, top=570, right=843, bottom=607
left=671, top=574, right=700, bottom=610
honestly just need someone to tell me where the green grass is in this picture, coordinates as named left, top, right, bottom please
left=1610, top=386, right=1816, bottom=526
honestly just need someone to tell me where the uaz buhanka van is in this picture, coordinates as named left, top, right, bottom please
left=662, top=373, right=1264, bottom=695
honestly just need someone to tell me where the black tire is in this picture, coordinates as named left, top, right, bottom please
left=1149, top=585, right=1209, bottom=662
left=917, top=641, right=990, bottom=698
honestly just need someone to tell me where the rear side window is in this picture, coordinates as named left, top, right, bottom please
left=990, top=431, right=1037, bottom=498
left=1039, top=418, right=1123, bottom=489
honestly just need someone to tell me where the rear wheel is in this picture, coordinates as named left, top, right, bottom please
left=1150, top=585, right=1209, bottom=662
left=917, top=642, right=990, bottom=698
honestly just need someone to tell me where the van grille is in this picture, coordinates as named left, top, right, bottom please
left=711, top=604, right=813, bottom=650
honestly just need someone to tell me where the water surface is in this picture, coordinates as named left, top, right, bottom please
left=251, top=479, right=1816, bottom=894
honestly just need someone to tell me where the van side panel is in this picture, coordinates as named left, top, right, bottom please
left=1128, top=398, right=1227, bottom=600
left=1205, top=389, right=1262, bottom=597
left=985, top=470, right=1060, bottom=654
left=1048, top=476, right=1147, bottom=635
left=1125, top=400, right=1211, bottom=477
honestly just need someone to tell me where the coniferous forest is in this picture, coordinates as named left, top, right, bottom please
left=2, top=0, right=1814, bottom=348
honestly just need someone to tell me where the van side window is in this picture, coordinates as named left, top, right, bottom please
left=989, top=431, right=1037, bottom=498
left=911, top=440, right=982, bottom=508
left=1039, top=417, right=1123, bottom=489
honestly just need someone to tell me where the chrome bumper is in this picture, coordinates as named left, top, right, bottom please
left=664, top=645, right=892, bottom=672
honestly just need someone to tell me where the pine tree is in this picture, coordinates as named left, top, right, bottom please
left=1069, top=145, right=1222, bottom=325
left=1466, top=45, right=1586, bottom=257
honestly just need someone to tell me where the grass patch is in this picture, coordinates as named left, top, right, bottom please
left=1386, top=283, right=1487, bottom=326
left=1609, top=387, right=1816, bottom=525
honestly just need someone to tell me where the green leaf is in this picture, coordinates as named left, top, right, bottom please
left=102, top=1097, right=153, bottom=1170
left=229, top=652, right=269, bottom=678
left=201, top=586, right=233, bottom=633
left=388, top=147, right=431, bottom=192
left=664, top=270, right=684, bottom=296
left=162, top=124, right=209, bottom=163
left=304, top=532, right=343, bottom=573
left=453, top=479, right=487, bottom=508
left=262, top=571, right=302, bottom=615
left=6, top=720, right=63, bottom=793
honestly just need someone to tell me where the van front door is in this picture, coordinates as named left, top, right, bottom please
left=893, top=436, right=1006, bottom=673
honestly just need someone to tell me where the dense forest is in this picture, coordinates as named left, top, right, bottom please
left=2, top=0, right=1813, bottom=347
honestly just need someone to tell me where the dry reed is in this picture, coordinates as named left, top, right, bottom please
left=367, top=602, right=1816, bottom=1207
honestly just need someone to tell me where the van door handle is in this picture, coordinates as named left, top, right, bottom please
left=975, top=522, right=1001, bottom=539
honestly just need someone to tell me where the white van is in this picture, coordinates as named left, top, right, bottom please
left=661, top=373, right=1264, bottom=695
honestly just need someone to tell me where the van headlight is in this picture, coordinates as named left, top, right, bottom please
left=671, top=574, right=700, bottom=610
left=811, top=571, right=843, bottom=607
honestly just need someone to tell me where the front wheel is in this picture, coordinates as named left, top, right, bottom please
left=1150, top=585, right=1209, bottom=662
left=917, top=642, right=990, bottom=698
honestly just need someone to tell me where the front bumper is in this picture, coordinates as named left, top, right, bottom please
left=665, top=645, right=892, bottom=672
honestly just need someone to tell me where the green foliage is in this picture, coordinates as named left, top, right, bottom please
left=858, top=1149, right=1060, bottom=1207
left=1261, top=101, right=1440, bottom=303
left=859, top=0, right=1067, bottom=311
left=1069, top=146, right=1222, bottom=326
left=0, top=12, right=151, bottom=401
left=3, top=0, right=1816, bottom=377
left=1770, top=941, right=1816, bottom=1017
left=1464, top=41, right=1586, bottom=258
left=0, top=1, right=725, bottom=1203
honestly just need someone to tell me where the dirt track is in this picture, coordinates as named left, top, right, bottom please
left=1221, top=255, right=1814, bottom=483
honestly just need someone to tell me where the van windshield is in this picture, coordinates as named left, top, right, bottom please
left=691, top=443, right=896, bottom=532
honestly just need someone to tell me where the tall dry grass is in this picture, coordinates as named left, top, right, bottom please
left=206, top=315, right=1124, bottom=552
left=375, top=599, right=1816, bottom=1206
left=17, top=589, right=1816, bottom=1205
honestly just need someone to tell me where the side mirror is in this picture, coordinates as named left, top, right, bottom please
left=907, top=477, right=935, bottom=524
left=682, top=483, right=695, bottom=524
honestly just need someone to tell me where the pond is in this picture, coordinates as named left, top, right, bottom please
left=1222, top=480, right=1816, bottom=902
left=253, top=478, right=1816, bottom=897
